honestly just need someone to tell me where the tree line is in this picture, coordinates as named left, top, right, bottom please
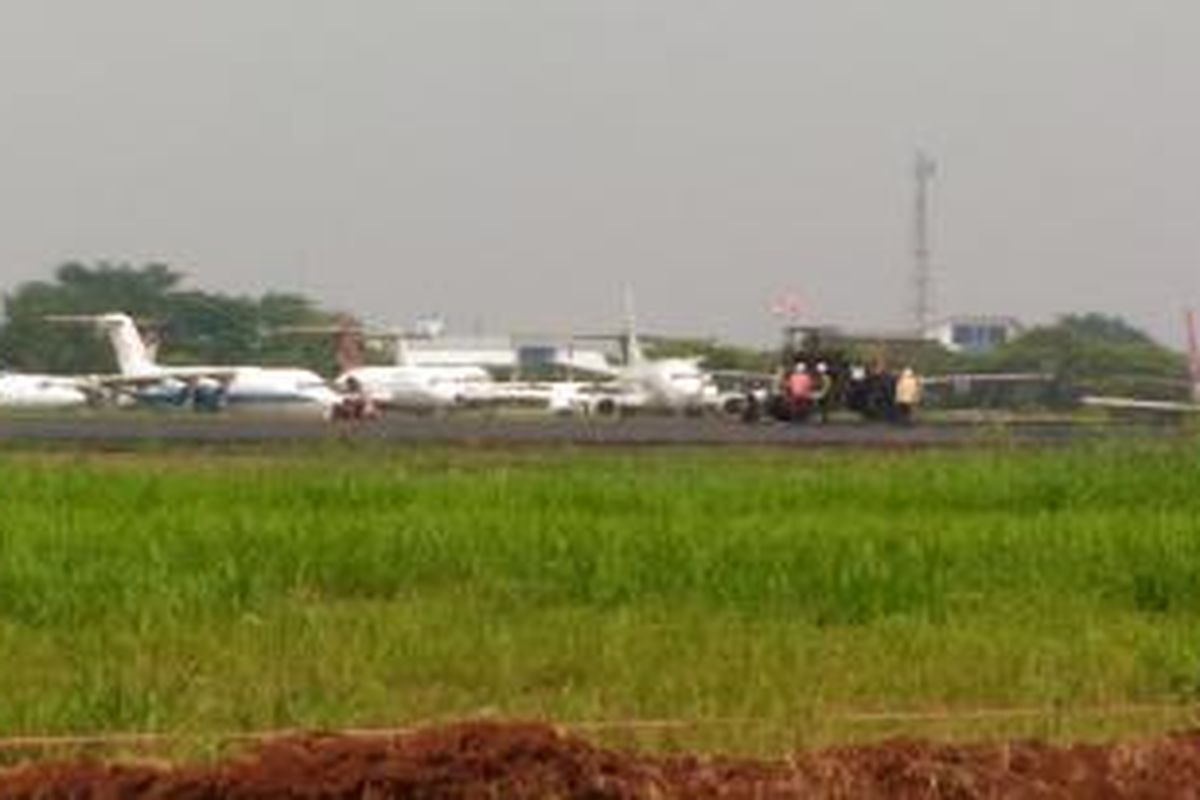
left=0, top=262, right=346, bottom=376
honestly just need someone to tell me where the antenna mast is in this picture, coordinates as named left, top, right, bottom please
left=913, top=150, right=937, bottom=335
left=1185, top=309, right=1200, bottom=402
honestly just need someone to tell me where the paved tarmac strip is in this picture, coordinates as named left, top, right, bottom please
left=0, top=414, right=1179, bottom=446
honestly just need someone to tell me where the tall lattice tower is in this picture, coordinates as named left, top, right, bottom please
left=912, top=150, right=937, bottom=335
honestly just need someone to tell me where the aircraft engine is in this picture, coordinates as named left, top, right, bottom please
left=720, top=395, right=746, bottom=416
left=191, top=380, right=228, bottom=412
left=134, top=382, right=191, bottom=408
left=591, top=397, right=618, bottom=417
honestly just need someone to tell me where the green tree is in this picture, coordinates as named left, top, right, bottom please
left=0, top=261, right=183, bottom=373
left=978, top=313, right=1187, bottom=402
left=0, top=262, right=345, bottom=375
left=256, top=293, right=348, bottom=375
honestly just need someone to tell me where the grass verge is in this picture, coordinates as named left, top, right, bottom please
left=2, top=441, right=1199, bottom=752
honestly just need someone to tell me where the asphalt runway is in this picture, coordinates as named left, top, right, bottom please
left=0, top=413, right=1180, bottom=447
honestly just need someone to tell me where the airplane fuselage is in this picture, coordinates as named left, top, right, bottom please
left=131, top=367, right=340, bottom=416
left=0, top=373, right=90, bottom=409
left=618, top=358, right=711, bottom=410
left=337, top=365, right=494, bottom=410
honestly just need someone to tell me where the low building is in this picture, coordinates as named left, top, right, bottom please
left=405, top=336, right=517, bottom=368
left=404, top=334, right=611, bottom=375
left=926, top=315, right=1022, bottom=354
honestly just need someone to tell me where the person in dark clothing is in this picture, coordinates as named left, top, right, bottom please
left=845, top=365, right=869, bottom=417
left=741, top=380, right=764, bottom=423
left=861, top=366, right=896, bottom=422
left=812, top=362, right=833, bottom=423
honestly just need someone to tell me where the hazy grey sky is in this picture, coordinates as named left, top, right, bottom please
left=1, top=2, right=1198, bottom=345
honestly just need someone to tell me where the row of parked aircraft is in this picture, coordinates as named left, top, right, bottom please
left=0, top=306, right=721, bottom=419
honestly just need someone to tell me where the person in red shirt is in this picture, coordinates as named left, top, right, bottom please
left=786, top=362, right=813, bottom=421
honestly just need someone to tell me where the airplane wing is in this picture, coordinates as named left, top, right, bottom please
left=87, top=368, right=240, bottom=388
left=921, top=372, right=1055, bottom=387
left=707, top=369, right=775, bottom=383
left=1080, top=396, right=1200, bottom=413
left=146, top=367, right=239, bottom=382
left=554, top=351, right=619, bottom=377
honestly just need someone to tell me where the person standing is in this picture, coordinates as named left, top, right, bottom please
left=894, top=367, right=921, bottom=425
left=812, top=362, right=833, bottom=423
left=741, top=380, right=765, bottom=423
left=786, top=362, right=813, bottom=422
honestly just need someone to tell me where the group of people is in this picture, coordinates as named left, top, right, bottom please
left=840, top=362, right=922, bottom=423
left=745, top=357, right=922, bottom=424
left=781, top=360, right=835, bottom=423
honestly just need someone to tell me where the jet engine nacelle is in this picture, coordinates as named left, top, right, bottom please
left=590, top=396, right=619, bottom=417
left=191, top=380, right=228, bottom=412
left=720, top=394, right=747, bottom=416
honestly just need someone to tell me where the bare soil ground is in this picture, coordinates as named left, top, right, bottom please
left=3, top=721, right=1200, bottom=798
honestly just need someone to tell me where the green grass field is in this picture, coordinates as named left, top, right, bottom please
left=2, top=441, right=1200, bottom=752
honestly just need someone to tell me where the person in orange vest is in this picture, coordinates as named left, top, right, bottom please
left=894, top=367, right=921, bottom=425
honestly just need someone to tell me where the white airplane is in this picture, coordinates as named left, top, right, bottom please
left=0, top=372, right=93, bottom=409
left=560, top=291, right=716, bottom=416
left=336, top=339, right=498, bottom=412
left=276, top=321, right=501, bottom=413
left=51, top=313, right=344, bottom=418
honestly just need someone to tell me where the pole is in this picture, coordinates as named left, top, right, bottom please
left=913, top=150, right=936, bottom=336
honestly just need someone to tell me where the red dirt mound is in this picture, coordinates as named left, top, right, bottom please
left=4, top=720, right=1200, bottom=798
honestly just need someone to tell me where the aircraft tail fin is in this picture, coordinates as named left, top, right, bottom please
left=393, top=335, right=412, bottom=367
left=623, top=285, right=644, bottom=366
left=98, top=314, right=158, bottom=376
left=47, top=313, right=158, bottom=376
left=334, top=317, right=364, bottom=374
